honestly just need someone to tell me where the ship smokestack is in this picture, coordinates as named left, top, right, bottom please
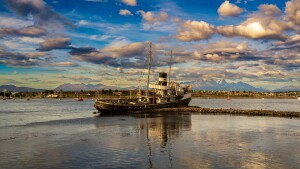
left=158, top=72, right=168, bottom=86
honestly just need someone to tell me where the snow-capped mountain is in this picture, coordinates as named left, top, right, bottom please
left=181, top=79, right=267, bottom=92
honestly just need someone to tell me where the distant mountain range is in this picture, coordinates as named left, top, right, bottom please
left=1, top=81, right=299, bottom=92
left=0, top=85, right=46, bottom=92
left=53, top=83, right=121, bottom=91
left=181, top=79, right=268, bottom=92
left=181, top=79, right=300, bottom=92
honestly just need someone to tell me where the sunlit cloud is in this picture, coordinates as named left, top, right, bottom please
left=0, top=26, right=46, bottom=38
left=216, top=7, right=290, bottom=41
left=285, top=0, right=300, bottom=32
left=218, top=1, right=243, bottom=17
left=121, top=0, right=137, bottom=6
left=119, top=9, right=133, bottom=16
left=136, top=11, right=169, bottom=24
left=37, top=37, right=71, bottom=51
left=176, top=20, right=215, bottom=41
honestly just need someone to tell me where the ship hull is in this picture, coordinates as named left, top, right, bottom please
left=94, top=97, right=191, bottom=115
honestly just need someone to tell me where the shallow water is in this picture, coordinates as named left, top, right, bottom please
left=190, top=98, right=300, bottom=112
left=0, top=99, right=299, bottom=168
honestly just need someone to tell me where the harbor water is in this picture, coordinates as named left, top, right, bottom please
left=0, top=98, right=299, bottom=168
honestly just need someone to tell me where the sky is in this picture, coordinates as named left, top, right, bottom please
left=0, top=0, right=299, bottom=90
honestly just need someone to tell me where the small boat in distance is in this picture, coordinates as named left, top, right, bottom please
left=94, top=42, right=192, bottom=114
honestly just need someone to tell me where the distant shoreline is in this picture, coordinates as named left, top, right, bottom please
left=1, top=96, right=298, bottom=99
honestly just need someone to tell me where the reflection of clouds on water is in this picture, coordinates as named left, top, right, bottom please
left=1, top=109, right=300, bottom=168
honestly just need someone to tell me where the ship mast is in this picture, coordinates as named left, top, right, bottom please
left=169, top=50, right=172, bottom=84
left=146, top=42, right=152, bottom=97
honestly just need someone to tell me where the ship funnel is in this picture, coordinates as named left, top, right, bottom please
left=158, top=72, right=168, bottom=86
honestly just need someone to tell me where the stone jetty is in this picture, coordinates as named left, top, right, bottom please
left=94, top=106, right=300, bottom=118
left=142, top=106, right=300, bottom=118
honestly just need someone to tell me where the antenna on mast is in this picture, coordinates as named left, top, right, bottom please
left=169, top=50, right=172, bottom=84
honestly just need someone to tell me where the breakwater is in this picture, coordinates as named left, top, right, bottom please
left=141, top=106, right=300, bottom=118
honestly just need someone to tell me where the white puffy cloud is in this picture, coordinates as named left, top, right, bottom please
left=121, top=0, right=136, bottom=6
left=285, top=0, right=300, bottom=31
left=176, top=20, right=215, bottom=41
left=119, top=9, right=133, bottom=16
left=259, top=4, right=281, bottom=16
left=217, top=4, right=290, bottom=41
left=218, top=1, right=243, bottom=17
left=136, top=10, right=168, bottom=24
left=205, top=53, right=224, bottom=61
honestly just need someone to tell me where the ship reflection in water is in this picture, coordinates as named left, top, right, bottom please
left=0, top=99, right=300, bottom=168
left=93, top=114, right=192, bottom=168
left=92, top=114, right=300, bottom=169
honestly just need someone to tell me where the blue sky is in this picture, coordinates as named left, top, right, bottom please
left=0, top=0, right=299, bottom=90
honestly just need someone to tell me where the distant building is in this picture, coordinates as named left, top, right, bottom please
left=47, top=94, right=59, bottom=98
left=113, top=92, right=122, bottom=96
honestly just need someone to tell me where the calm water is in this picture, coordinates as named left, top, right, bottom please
left=0, top=98, right=299, bottom=169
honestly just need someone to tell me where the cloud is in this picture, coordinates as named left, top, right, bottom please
left=69, top=47, right=97, bottom=55
left=218, top=1, right=243, bottom=17
left=0, top=48, right=46, bottom=66
left=136, top=10, right=169, bottom=24
left=0, top=16, right=34, bottom=29
left=70, top=42, right=150, bottom=68
left=19, top=37, right=44, bottom=44
left=27, top=52, right=47, bottom=57
left=121, top=0, right=137, bottom=6
left=4, top=0, right=72, bottom=27
left=37, top=37, right=71, bottom=51
left=263, top=50, right=300, bottom=71
left=284, top=0, right=300, bottom=32
left=68, top=76, right=99, bottom=83
left=44, top=61, right=78, bottom=67
left=176, top=2, right=297, bottom=41
left=119, top=9, right=133, bottom=16
left=176, top=20, right=215, bottom=41
left=258, top=4, right=281, bottom=16
left=216, top=3, right=299, bottom=41
left=216, top=11, right=289, bottom=41
left=77, top=20, right=134, bottom=34
left=273, top=34, right=300, bottom=47
left=195, top=41, right=261, bottom=63
left=0, top=26, right=46, bottom=38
